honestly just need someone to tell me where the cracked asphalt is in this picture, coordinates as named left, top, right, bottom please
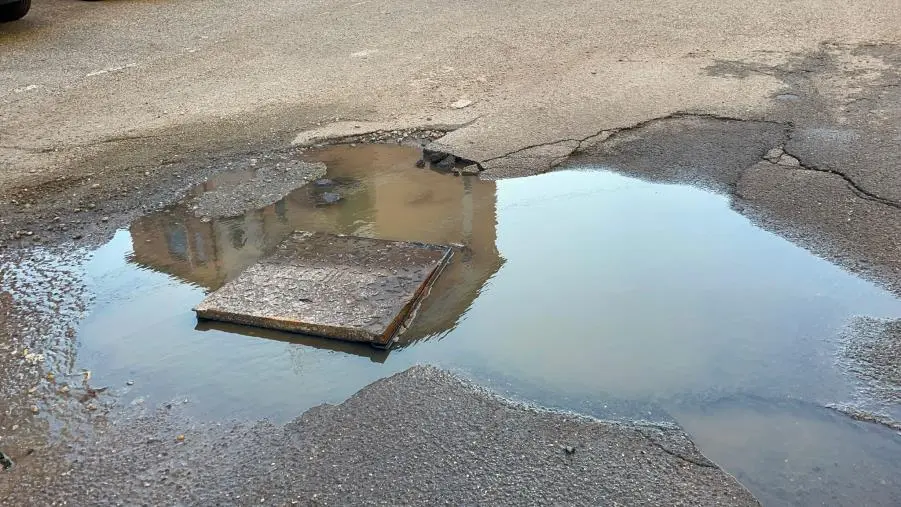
left=2, top=0, right=901, bottom=505
left=565, top=42, right=901, bottom=295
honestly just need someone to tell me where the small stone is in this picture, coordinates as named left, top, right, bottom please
left=101, top=217, right=109, bottom=222
left=126, top=380, right=134, bottom=386
left=90, top=183, right=100, bottom=189
left=764, top=147, right=784, bottom=161
left=59, top=385, right=70, bottom=394
left=415, top=159, right=426, bottom=168
left=30, top=405, right=39, bottom=414
left=86, top=403, right=97, bottom=411
left=777, top=154, right=801, bottom=166
left=460, top=164, right=480, bottom=176
left=144, top=171, right=150, bottom=176
left=176, top=434, right=185, bottom=442
left=72, top=234, right=83, bottom=240
left=318, top=192, right=343, bottom=205
left=450, top=99, right=473, bottom=109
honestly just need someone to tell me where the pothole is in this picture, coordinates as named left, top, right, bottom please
left=5, top=143, right=901, bottom=503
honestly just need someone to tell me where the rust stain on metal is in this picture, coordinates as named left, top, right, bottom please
left=193, top=231, right=453, bottom=346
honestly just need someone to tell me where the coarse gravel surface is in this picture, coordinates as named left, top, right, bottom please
left=191, top=160, right=326, bottom=219
left=1, top=366, right=758, bottom=506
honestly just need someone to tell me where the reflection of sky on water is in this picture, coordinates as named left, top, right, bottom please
left=54, top=145, right=901, bottom=505
left=77, top=159, right=901, bottom=424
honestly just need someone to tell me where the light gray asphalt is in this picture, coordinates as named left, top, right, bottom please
left=2, top=0, right=899, bottom=187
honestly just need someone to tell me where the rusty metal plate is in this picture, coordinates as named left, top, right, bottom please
left=193, top=231, right=452, bottom=346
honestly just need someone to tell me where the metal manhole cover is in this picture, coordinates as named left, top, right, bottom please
left=194, top=231, right=452, bottom=346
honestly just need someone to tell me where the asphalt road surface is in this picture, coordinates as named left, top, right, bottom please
left=2, top=1, right=901, bottom=505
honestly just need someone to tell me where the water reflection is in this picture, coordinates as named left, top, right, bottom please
left=127, top=144, right=503, bottom=346
left=672, top=395, right=901, bottom=506
left=51, top=144, right=901, bottom=504
left=194, top=320, right=390, bottom=363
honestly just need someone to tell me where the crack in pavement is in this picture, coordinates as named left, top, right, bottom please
left=480, top=138, right=582, bottom=164
left=778, top=148, right=901, bottom=210
left=88, top=132, right=186, bottom=146
left=478, top=112, right=784, bottom=165
left=473, top=109, right=901, bottom=214
left=0, top=145, right=51, bottom=154
left=1, top=132, right=188, bottom=155
left=641, top=435, right=717, bottom=469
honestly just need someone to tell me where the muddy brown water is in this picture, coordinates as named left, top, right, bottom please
left=7, top=144, right=901, bottom=505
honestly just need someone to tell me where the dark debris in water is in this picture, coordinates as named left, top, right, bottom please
left=316, top=191, right=343, bottom=206
left=418, top=148, right=482, bottom=174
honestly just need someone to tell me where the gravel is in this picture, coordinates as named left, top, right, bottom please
left=192, top=160, right=326, bottom=218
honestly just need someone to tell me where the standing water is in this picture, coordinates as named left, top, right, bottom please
left=20, top=145, right=901, bottom=505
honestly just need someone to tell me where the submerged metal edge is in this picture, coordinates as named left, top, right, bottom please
left=373, top=246, right=455, bottom=349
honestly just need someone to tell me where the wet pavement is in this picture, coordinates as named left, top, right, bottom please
left=4, top=366, right=760, bottom=507
left=4, top=144, right=901, bottom=504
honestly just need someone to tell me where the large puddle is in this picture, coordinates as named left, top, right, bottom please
left=16, top=144, right=901, bottom=504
